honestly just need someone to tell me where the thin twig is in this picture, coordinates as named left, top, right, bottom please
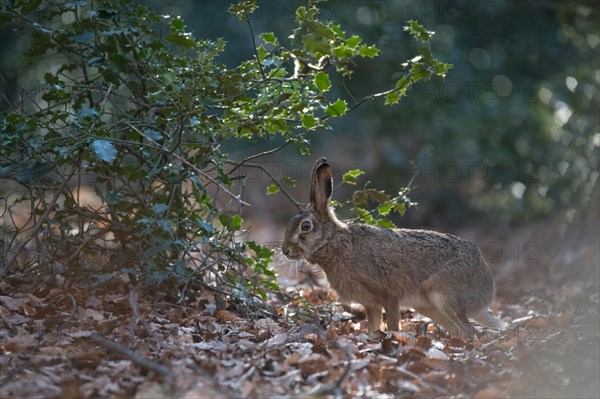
left=57, top=293, right=78, bottom=335
left=322, top=72, right=415, bottom=124
left=228, top=141, right=291, bottom=175
left=90, top=333, right=170, bottom=376
left=1, top=165, right=79, bottom=279
left=245, top=10, right=267, bottom=80
left=306, top=343, right=353, bottom=397
left=226, top=161, right=303, bottom=211
left=348, top=170, right=418, bottom=224
left=123, top=121, right=250, bottom=206
left=128, top=286, right=159, bottom=344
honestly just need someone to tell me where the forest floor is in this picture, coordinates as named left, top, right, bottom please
left=1, top=212, right=598, bottom=398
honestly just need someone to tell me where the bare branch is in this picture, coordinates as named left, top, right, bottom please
left=226, top=161, right=304, bottom=211
left=1, top=164, right=79, bottom=279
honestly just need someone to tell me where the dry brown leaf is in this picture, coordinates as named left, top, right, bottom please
left=0, top=304, right=11, bottom=320
left=24, top=293, right=44, bottom=306
left=216, top=309, right=240, bottom=322
left=403, top=346, right=427, bottom=362
left=426, top=347, right=449, bottom=360
left=473, top=387, right=508, bottom=399
left=85, top=296, right=102, bottom=308
left=422, top=358, right=451, bottom=372
left=0, top=295, right=24, bottom=311
left=1, top=333, right=38, bottom=352
left=70, top=351, right=103, bottom=369
left=392, top=331, right=417, bottom=346
left=299, top=354, right=328, bottom=377
left=166, top=307, right=185, bottom=323
left=254, top=317, right=281, bottom=332
left=38, top=345, right=67, bottom=356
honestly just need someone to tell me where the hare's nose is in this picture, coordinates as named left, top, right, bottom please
left=284, top=249, right=290, bottom=256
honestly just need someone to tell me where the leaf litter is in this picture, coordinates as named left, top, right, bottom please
left=1, top=221, right=598, bottom=398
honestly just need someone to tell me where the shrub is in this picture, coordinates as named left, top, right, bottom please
left=0, top=0, right=448, bottom=305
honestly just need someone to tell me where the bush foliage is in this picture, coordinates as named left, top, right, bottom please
left=0, top=0, right=448, bottom=303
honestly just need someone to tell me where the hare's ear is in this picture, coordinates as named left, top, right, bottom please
left=310, top=157, right=332, bottom=216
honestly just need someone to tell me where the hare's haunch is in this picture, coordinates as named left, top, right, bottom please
left=282, top=158, right=505, bottom=338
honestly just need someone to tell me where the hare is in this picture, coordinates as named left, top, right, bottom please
left=282, top=158, right=505, bottom=338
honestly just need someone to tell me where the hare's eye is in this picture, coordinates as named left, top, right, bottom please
left=300, top=221, right=312, bottom=232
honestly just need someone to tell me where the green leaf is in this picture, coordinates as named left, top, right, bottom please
left=303, top=34, right=330, bottom=54
left=314, top=71, right=330, bottom=92
left=367, top=189, right=390, bottom=203
left=266, top=184, right=280, bottom=195
left=283, top=177, right=295, bottom=186
left=165, top=33, right=195, bottom=48
left=434, top=62, right=453, bottom=77
left=296, top=6, right=306, bottom=21
left=256, top=45, right=268, bottom=63
left=395, top=76, right=411, bottom=91
left=376, top=219, right=396, bottom=228
left=332, top=45, right=354, bottom=59
left=345, top=35, right=361, bottom=48
left=171, top=17, right=184, bottom=31
left=152, top=204, right=168, bottom=215
left=301, top=113, right=316, bottom=129
left=404, top=20, right=434, bottom=42
left=16, top=162, right=52, bottom=182
left=342, top=169, right=364, bottom=185
left=228, top=0, right=258, bottom=19
left=326, top=99, right=347, bottom=117
left=255, top=287, right=267, bottom=301
left=355, top=207, right=374, bottom=224
left=197, top=220, right=216, bottom=234
left=305, top=21, right=335, bottom=40
left=72, top=32, right=94, bottom=43
left=394, top=203, right=406, bottom=216
left=262, top=32, right=276, bottom=44
left=385, top=92, right=400, bottom=105
left=142, top=129, right=163, bottom=141
left=77, top=107, right=99, bottom=118
left=358, top=45, right=379, bottom=57
left=219, top=214, right=243, bottom=231
left=378, top=203, right=393, bottom=216
left=231, top=214, right=242, bottom=230
left=91, top=139, right=117, bottom=164
left=246, top=241, right=274, bottom=260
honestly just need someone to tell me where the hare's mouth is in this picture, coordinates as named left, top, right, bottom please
left=283, top=248, right=303, bottom=260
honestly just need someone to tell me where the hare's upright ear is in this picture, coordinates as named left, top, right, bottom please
left=310, top=157, right=333, bottom=217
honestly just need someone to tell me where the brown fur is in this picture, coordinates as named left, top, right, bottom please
left=282, top=158, right=505, bottom=338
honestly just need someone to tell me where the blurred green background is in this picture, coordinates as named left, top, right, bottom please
left=1, top=0, right=598, bottom=228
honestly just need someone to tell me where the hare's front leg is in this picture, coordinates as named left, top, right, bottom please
left=384, top=298, right=400, bottom=331
left=365, top=304, right=383, bottom=333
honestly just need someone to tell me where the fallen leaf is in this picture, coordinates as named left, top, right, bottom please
left=299, top=354, right=328, bottom=377
left=38, top=346, right=67, bottom=356
left=85, top=296, right=102, bottom=308
left=24, top=293, right=44, bottom=306
left=216, top=310, right=239, bottom=322
left=473, top=387, right=508, bottom=399
left=0, top=295, right=23, bottom=311
left=426, top=347, right=449, bottom=360
left=0, top=304, right=11, bottom=320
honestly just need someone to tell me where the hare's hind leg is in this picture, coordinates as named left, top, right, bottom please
left=365, top=304, right=383, bottom=333
left=426, top=291, right=474, bottom=339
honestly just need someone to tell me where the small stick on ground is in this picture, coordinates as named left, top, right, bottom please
left=89, top=333, right=170, bottom=376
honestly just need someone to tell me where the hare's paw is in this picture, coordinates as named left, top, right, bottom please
left=365, top=304, right=383, bottom=333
